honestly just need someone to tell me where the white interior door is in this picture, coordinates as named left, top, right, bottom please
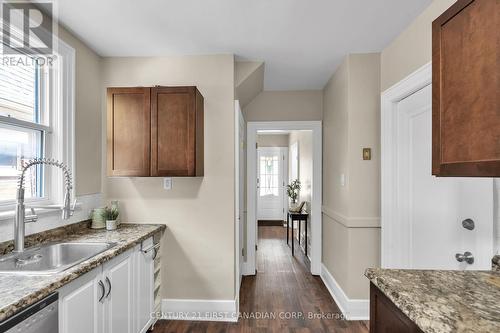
left=257, top=147, right=285, bottom=220
left=393, top=84, right=493, bottom=270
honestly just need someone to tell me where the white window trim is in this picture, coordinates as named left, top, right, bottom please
left=0, top=34, right=75, bottom=217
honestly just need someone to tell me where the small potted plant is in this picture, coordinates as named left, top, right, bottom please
left=286, top=179, right=301, bottom=208
left=103, top=206, right=119, bottom=231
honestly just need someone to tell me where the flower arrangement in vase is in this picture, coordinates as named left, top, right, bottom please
left=286, top=179, right=301, bottom=208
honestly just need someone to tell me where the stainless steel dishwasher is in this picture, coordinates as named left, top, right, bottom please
left=0, top=293, right=58, bottom=333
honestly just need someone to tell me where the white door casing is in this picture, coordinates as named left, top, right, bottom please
left=257, top=147, right=286, bottom=220
left=234, top=100, right=245, bottom=291
left=381, top=63, right=494, bottom=270
left=247, top=121, right=322, bottom=275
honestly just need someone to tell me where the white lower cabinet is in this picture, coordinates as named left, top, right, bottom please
left=59, top=237, right=156, bottom=333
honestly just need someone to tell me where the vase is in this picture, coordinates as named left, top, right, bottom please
left=289, top=200, right=298, bottom=210
left=91, top=208, right=106, bottom=229
left=106, top=220, right=118, bottom=231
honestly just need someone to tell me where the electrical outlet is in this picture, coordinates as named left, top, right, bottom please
left=163, top=177, right=172, bottom=190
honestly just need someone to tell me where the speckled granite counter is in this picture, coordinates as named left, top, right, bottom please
left=365, top=268, right=500, bottom=333
left=493, top=255, right=500, bottom=272
left=0, top=222, right=165, bottom=322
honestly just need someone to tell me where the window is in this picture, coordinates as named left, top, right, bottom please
left=0, top=39, right=75, bottom=211
left=0, top=58, right=48, bottom=202
left=259, top=155, right=280, bottom=197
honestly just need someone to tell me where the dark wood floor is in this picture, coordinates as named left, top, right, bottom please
left=153, top=226, right=369, bottom=333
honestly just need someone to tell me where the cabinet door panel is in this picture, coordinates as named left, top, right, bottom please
left=432, top=0, right=500, bottom=176
left=59, top=269, right=103, bottom=333
left=107, top=88, right=151, bottom=176
left=151, top=87, right=196, bottom=176
left=104, top=253, right=133, bottom=333
left=136, top=239, right=155, bottom=332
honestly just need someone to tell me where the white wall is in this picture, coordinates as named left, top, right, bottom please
left=101, top=55, right=236, bottom=301
left=257, top=134, right=289, bottom=147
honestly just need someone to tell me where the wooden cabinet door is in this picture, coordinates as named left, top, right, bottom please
left=432, top=0, right=500, bottom=176
left=103, top=251, right=133, bottom=333
left=151, top=86, right=203, bottom=176
left=59, top=269, right=103, bottom=333
left=107, top=88, right=151, bottom=176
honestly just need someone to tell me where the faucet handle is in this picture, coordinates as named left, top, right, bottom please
left=25, top=208, right=38, bottom=223
left=70, top=199, right=77, bottom=216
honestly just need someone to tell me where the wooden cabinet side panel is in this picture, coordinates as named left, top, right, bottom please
left=370, top=283, right=424, bottom=333
left=107, top=88, right=151, bottom=176
left=432, top=0, right=500, bottom=176
left=195, top=89, right=204, bottom=176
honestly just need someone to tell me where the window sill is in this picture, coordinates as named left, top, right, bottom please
left=0, top=203, right=83, bottom=222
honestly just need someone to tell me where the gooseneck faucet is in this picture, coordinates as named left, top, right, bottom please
left=14, top=158, right=75, bottom=253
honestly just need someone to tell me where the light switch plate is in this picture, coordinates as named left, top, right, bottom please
left=163, top=177, right=172, bottom=190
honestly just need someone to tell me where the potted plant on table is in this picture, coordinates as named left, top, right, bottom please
left=103, top=206, right=119, bottom=231
left=286, top=179, right=301, bottom=209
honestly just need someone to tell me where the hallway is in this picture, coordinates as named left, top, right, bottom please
left=154, top=226, right=369, bottom=332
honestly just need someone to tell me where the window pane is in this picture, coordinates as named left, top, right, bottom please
left=259, top=155, right=279, bottom=197
left=0, top=59, right=39, bottom=123
left=0, top=125, right=43, bottom=201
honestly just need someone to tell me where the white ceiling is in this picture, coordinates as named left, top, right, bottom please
left=56, top=0, right=432, bottom=90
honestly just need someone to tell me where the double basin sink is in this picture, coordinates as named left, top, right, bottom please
left=0, top=242, right=117, bottom=275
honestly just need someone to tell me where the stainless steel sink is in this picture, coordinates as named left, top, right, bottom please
left=0, top=242, right=117, bottom=275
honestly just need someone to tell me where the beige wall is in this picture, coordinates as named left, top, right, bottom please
left=257, top=134, right=289, bottom=147
left=101, top=55, right=236, bottom=300
left=322, top=53, right=381, bottom=299
left=288, top=130, right=313, bottom=252
left=381, top=0, right=456, bottom=91
left=244, top=90, right=323, bottom=121
left=57, top=27, right=102, bottom=196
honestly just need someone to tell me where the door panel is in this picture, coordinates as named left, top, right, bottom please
left=107, top=88, right=151, bottom=176
left=396, top=84, right=493, bottom=270
left=151, top=87, right=195, bottom=176
left=59, top=269, right=102, bottom=333
left=257, top=147, right=285, bottom=220
left=104, top=254, right=133, bottom=333
left=136, top=243, right=154, bottom=333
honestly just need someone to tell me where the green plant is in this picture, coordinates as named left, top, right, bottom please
left=286, top=179, right=301, bottom=203
left=102, top=206, right=119, bottom=221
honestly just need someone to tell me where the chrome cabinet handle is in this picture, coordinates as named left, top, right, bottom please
left=105, top=277, right=111, bottom=298
left=152, top=247, right=158, bottom=260
left=98, top=280, right=105, bottom=302
left=456, top=251, right=474, bottom=264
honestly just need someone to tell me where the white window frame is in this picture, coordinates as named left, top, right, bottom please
left=0, top=33, right=75, bottom=214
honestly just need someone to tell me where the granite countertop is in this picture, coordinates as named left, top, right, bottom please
left=0, top=222, right=165, bottom=322
left=365, top=268, right=500, bottom=333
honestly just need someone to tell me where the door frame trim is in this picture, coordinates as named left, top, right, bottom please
left=381, top=62, right=432, bottom=268
left=246, top=121, right=322, bottom=275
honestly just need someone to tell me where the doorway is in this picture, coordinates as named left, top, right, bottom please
left=381, top=63, right=494, bottom=270
left=257, top=147, right=288, bottom=222
left=246, top=121, right=322, bottom=275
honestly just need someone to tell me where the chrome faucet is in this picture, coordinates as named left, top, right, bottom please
left=14, top=158, right=75, bottom=253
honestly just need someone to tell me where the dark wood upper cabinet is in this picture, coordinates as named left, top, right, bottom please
left=107, top=86, right=204, bottom=177
left=432, top=0, right=500, bottom=177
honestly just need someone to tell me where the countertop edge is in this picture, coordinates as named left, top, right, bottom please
left=0, top=223, right=165, bottom=322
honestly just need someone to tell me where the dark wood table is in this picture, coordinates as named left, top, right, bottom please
left=286, top=211, right=309, bottom=256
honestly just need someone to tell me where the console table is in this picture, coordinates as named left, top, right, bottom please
left=286, top=211, right=309, bottom=256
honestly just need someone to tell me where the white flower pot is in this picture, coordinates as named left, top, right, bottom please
left=106, top=220, right=118, bottom=231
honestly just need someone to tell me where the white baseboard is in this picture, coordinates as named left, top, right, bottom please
left=320, top=263, right=369, bottom=320
left=241, top=262, right=255, bottom=276
left=161, top=298, right=238, bottom=322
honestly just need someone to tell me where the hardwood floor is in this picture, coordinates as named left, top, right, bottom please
left=153, top=226, right=369, bottom=333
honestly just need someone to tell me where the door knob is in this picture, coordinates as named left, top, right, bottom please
left=455, top=251, right=474, bottom=264
left=462, top=218, right=475, bottom=230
